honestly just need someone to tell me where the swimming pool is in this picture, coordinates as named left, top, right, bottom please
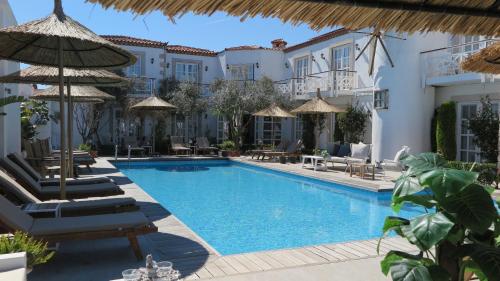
left=115, top=160, right=422, bottom=255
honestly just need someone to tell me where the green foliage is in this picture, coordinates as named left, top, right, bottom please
left=78, top=143, right=91, bottom=152
left=336, top=103, right=370, bottom=143
left=380, top=152, right=500, bottom=281
left=218, top=140, right=236, bottom=151
left=468, top=97, right=499, bottom=163
left=436, top=102, right=456, bottom=160
left=447, top=161, right=498, bottom=188
left=333, top=113, right=344, bottom=142
left=430, top=109, right=438, bottom=153
left=170, top=82, right=207, bottom=117
left=302, top=115, right=317, bottom=153
left=20, top=100, right=50, bottom=140
left=0, top=232, right=54, bottom=268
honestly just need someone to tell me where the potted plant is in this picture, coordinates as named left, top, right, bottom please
left=218, top=140, right=239, bottom=157
left=78, top=143, right=97, bottom=158
left=0, top=232, right=54, bottom=272
left=379, top=152, right=500, bottom=281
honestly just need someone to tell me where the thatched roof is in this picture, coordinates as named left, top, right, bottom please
left=0, top=66, right=129, bottom=86
left=89, top=0, right=500, bottom=35
left=130, top=96, right=177, bottom=111
left=0, top=0, right=136, bottom=68
left=461, top=42, right=500, bottom=74
left=291, top=91, right=345, bottom=114
left=31, top=86, right=115, bottom=101
left=253, top=104, right=295, bottom=118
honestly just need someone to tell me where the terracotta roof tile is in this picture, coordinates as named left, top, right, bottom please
left=166, top=45, right=217, bottom=57
left=101, top=35, right=168, bottom=48
left=223, top=45, right=279, bottom=51
left=284, top=28, right=350, bottom=53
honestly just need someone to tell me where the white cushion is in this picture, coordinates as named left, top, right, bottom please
left=351, top=143, right=370, bottom=159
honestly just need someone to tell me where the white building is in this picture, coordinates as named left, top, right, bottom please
left=0, top=0, right=22, bottom=157
left=45, top=29, right=499, bottom=163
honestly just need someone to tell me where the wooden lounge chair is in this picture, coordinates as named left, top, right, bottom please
left=171, top=136, right=191, bottom=155
left=0, top=158, right=124, bottom=200
left=248, top=141, right=288, bottom=160
left=261, top=139, right=303, bottom=160
left=8, top=152, right=111, bottom=186
left=0, top=195, right=157, bottom=260
left=195, top=137, right=218, bottom=155
left=34, top=138, right=96, bottom=171
left=0, top=169, right=138, bottom=217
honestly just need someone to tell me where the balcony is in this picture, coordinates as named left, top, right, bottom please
left=421, top=39, right=499, bottom=86
left=275, top=70, right=357, bottom=99
left=128, top=76, right=154, bottom=97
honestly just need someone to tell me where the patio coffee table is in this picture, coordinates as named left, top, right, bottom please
left=347, top=163, right=375, bottom=180
left=301, top=155, right=328, bottom=171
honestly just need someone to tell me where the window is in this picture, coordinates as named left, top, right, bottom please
left=459, top=104, right=479, bottom=162
left=295, top=114, right=304, bottom=141
left=175, top=62, right=199, bottom=83
left=294, top=56, right=309, bottom=79
left=217, top=116, right=229, bottom=144
left=332, top=45, right=352, bottom=71
left=228, top=64, right=254, bottom=81
left=450, top=35, right=482, bottom=55
left=255, top=117, right=281, bottom=145
left=126, top=54, right=143, bottom=77
left=374, top=89, right=389, bottom=109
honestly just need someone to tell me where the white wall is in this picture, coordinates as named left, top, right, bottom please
left=0, top=0, right=21, bottom=157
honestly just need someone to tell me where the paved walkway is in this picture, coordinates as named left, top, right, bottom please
left=29, top=157, right=411, bottom=281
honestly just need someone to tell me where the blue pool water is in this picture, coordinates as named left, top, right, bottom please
left=115, top=160, right=422, bottom=255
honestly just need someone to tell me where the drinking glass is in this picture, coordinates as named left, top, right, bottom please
left=155, top=261, right=173, bottom=277
left=122, top=269, right=141, bottom=281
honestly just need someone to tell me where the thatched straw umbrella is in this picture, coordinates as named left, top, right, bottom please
left=253, top=104, right=295, bottom=147
left=130, top=96, right=177, bottom=155
left=0, top=0, right=135, bottom=199
left=89, top=0, right=500, bottom=36
left=291, top=89, right=344, bottom=150
left=461, top=42, right=500, bottom=74
left=0, top=66, right=127, bottom=177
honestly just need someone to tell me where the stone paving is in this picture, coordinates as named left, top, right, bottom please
left=29, top=156, right=412, bottom=281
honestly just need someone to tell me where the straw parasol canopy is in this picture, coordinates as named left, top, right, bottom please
left=461, top=42, right=500, bottom=74
left=0, top=1, right=136, bottom=68
left=130, top=96, right=177, bottom=111
left=89, top=0, right=500, bottom=36
left=31, top=86, right=115, bottom=101
left=253, top=104, right=295, bottom=118
left=0, top=66, right=129, bottom=86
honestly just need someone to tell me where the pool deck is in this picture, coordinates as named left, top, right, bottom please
left=30, top=156, right=414, bottom=281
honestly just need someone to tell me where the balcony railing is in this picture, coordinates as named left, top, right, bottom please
left=129, top=76, right=153, bottom=96
left=421, top=39, right=499, bottom=81
left=275, top=70, right=357, bottom=99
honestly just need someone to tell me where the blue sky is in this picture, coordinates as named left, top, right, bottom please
left=9, top=0, right=333, bottom=51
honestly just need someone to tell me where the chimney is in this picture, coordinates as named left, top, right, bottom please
left=271, top=39, right=287, bottom=49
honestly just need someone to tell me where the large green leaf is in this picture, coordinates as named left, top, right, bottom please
left=393, top=194, right=436, bottom=212
left=419, top=168, right=478, bottom=200
left=443, top=183, right=497, bottom=234
left=401, top=213, right=454, bottom=251
left=390, top=259, right=432, bottom=281
left=380, top=251, right=423, bottom=276
left=426, top=265, right=450, bottom=281
left=402, top=153, right=447, bottom=176
left=378, top=217, right=409, bottom=253
left=461, top=244, right=500, bottom=281
left=393, top=175, right=425, bottom=199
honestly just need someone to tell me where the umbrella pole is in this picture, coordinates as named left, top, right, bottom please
left=67, top=79, right=74, bottom=178
left=58, top=37, right=67, bottom=200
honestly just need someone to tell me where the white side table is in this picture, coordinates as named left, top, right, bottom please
left=301, top=155, right=328, bottom=171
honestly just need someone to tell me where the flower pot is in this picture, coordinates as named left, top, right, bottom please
left=279, top=156, right=287, bottom=164
left=89, top=150, right=98, bottom=158
left=220, top=150, right=229, bottom=157
left=229, top=151, right=240, bottom=157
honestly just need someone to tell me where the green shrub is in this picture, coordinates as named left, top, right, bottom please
left=436, top=101, right=456, bottom=160
left=219, top=140, right=236, bottom=151
left=468, top=97, right=499, bottom=163
left=0, top=232, right=54, bottom=268
left=430, top=108, right=438, bottom=153
left=78, top=143, right=91, bottom=152
left=447, top=160, right=498, bottom=188
left=336, top=104, right=370, bottom=143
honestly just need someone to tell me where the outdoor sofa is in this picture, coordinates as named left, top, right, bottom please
left=325, top=142, right=372, bottom=169
left=0, top=194, right=157, bottom=260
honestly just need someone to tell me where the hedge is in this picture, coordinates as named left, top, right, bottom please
left=448, top=161, right=498, bottom=187
left=436, top=102, right=456, bottom=160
